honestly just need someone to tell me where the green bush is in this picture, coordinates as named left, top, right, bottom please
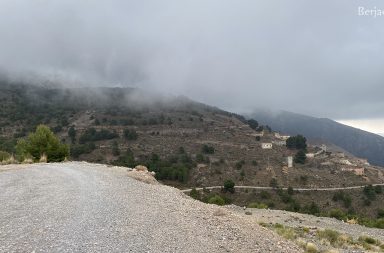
left=235, top=160, right=245, bottom=170
left=260, top=191, right=271, bottom=199
left=70, top=142, right=96, bottom=158
left=190, top=188, right=200, bottom=200
left=0, top=150, right=11, bottom=161
left=286, top=135, right=307, bottom=150
left=79, top=128, right=118, bottom=143
left=303, top=202, right=320, bottom=215
left=123, top=129, right=138, bottom=140
left=224, top=179, right=235, bottom=193
left=111, top=141, right=120, bottom=156
left=16, top=125, right=69, bottom=162
left=363, top=185, right=376, bottom=200
left=208, top=195, right=225, bottom=206
left=202, top=144, right=214, bottom=154
left=269, top=178, right=278, bottom=188
left=144, top=152, right=194, bottom=183
left=358, top=236, right=377, bottom=245
left=287, top=186, right=294, bottom=195
left=317, top=229, right=341, bottom=246
left=68, top=126, right=76, bottom=143
left=332, top=191, right=352, bottom=208
left=294, top=150, right=306, bottom=164
left=374, top=185, right=383, bottom=194
left=377, top=209, right=384, bottom=219
left=248, top=202, right=268, bottom=209
left=247, top=119, right=259, bottom=130
left=329, top=208, right=347, bottom=220
left=112, top=149, right=136, bottom=168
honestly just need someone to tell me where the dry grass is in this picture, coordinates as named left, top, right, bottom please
left=39, top=154, right=47, bottom=163
left=305, top=242, right=318, bottom=253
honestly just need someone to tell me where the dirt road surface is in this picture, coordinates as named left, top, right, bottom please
left=0, top=162, right=300, bottom=253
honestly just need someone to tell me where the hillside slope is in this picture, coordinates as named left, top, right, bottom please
left=0, top=162, right=301, bottom=253
left=2, top=84, right=383, bottom=190
left=249, top=110, right=384, bottom=167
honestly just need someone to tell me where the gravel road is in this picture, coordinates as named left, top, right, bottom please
left=0, top=162, right=301, bottom=253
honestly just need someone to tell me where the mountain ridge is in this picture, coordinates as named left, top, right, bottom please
left=248, top=110, right=384, bottom=166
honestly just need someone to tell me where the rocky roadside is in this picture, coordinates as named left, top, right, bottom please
left=227, top=206, right=384, bottom=252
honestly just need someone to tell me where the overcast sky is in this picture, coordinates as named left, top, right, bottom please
left=1, top=1, right=384, bottom=127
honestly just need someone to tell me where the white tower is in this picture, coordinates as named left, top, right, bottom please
left=287, top=156, right=293, bottom=168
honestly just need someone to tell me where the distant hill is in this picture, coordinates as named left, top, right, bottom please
left=249, top=110, right=384, bottom=166
left=2, top=83, right=384, bottom=219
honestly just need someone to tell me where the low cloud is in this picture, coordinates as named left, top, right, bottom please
left=0, top=0, right=383, bottom=119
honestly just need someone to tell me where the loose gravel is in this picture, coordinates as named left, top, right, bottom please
left=227, top=206, right=384, bottom=241
left=0, top=162, right=301, bottom=253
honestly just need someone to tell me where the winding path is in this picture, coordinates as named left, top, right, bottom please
left=181, top=183, right=384, bottom=193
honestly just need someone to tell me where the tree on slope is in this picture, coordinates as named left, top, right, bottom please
left=16, top=125, right=69, bottom=162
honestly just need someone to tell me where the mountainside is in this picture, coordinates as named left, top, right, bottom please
left=2, top=83, right=384, bottom=221
left=1, top=83, right=381, bottom=186
left=249, top=110, right=384, bottom=167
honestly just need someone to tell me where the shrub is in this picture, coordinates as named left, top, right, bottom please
left=332, top=191, right=352, bottom=208
left=235, top=160, right=245, bottom=170
left=286, top=135, right=307, bottom=150
left=299, top=175, right=308, bottom=184
left=224, top=179, right=235, bottom=193
left=358, top=236, right=377, bottom=245
left=70, top=143, right=96, bottom=158
left=363, top=185, right=376, bottom=200
left=260, top=191, right=271, bottom=199
left=248, top=202, right=268, bottom=209
left=195, top=153, right=204, bottom=163
left=375, top=218, right=384, bottom=229
left=111, top=141, right=120, bottom=156
left=68, top=126, right=76, bottom=143
left=269, top=178, right=278, bottom=188
left=363, top=198, right=372, bottom=206
left=123, top=129, right=138, bottom=140
left=247, top=119, right=259, bottom=130
left=374, top=185, right=383, bottom=194
left=305, top=242, right=318, bottom=253
left=317, top=229, right=341, bottom=246
left=287, top=186, right=294, bottom=195
left=294, top=150, right=306, bottom=164
left=377, top=209, right=384, bottom=219
left=280, top=192, right=293, bottom=204
left=208, top=195, right=225, bottom=206
left=144, top=152, right=194, bottom=183
left=202, top=144, right=215, bottom=154
left=273, top=224, right=298, bottom=240
left=189, top=188, right=200, bottom=200
left=329, top=208, right=346, bottom=220
left=112, top=149, right=136, bottom=168
left=16, top=125, right=69, bottom=162
left=303, top=202, right=320, bottom=215
left=79, top=128, right=119, bottom=143
left=0, top=151, right=11, bottom=161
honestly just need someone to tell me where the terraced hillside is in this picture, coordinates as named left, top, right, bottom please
left=1, top=83, right=384, bottom=220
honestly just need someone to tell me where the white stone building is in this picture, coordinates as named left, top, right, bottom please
left=261, top=143, right=273, bottom=149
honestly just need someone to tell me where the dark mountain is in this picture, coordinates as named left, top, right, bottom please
left=249, top=110, right=384, bottom=166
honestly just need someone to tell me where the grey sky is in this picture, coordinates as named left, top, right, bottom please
left=0, top=0, right=384, bottom=120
